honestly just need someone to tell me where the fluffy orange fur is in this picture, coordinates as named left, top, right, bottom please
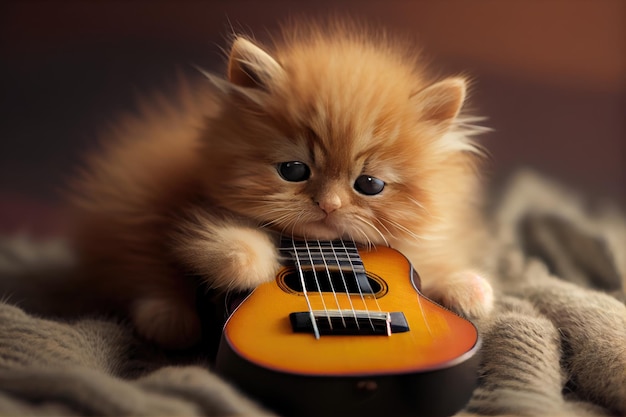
left=70, top=21, right=493, bottom=349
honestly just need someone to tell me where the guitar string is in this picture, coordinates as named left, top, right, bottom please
left=328, top=240, right=360, bottom=330
left=286, top=239, right=388, bottom=335
left=293, top=239, right=381, bottom=318
left=350, top=241, right=386, bottom=328
left=359, top=243, right=384, bottom=316
left=315, top=239, right=347, bottom=329
left=339, top=239, right=375, bottom=332
left=303, top=239, right=333, bottom=331
left=291, top=239, right=320, bottom=339
left=415, top=283, right=433, bottom=338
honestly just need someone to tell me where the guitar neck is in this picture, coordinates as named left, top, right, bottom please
left=279, top=238, right=366, bottom=274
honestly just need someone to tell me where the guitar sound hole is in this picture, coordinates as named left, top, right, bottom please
left=282, top=269, right=382, bottom=295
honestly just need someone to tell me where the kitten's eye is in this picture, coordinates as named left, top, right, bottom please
left=354, top=175, right=385, bottom=196
left=277, top=161, right=311, bottom=182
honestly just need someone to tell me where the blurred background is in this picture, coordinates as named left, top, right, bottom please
left=1, top=0, right=624, bottom=235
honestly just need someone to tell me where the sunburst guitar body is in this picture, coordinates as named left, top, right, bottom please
left=216, top=239, right=480, bottom=417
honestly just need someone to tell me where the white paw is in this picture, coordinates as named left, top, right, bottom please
left=211, top=227, right=281, bottom=290
left=426, top=270, right=494, bottom=319
left=174, top=219, right=281, bottom=292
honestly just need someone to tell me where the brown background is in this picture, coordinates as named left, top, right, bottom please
left=1, top=0, right=624, bottom=234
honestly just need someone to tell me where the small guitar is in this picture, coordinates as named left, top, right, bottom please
left=216, top=238, right=480, bottom=417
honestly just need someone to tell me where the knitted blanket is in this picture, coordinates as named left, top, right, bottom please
left=1, top=170, right=624, bottom=416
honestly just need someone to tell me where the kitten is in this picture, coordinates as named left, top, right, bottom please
left=69, top=21, right=494, bottom=349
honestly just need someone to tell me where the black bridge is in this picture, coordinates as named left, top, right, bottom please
left=290, top=310, right=409, bottom=336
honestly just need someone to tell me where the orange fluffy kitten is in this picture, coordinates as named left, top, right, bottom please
left=70, top=22, right=494, bottom=349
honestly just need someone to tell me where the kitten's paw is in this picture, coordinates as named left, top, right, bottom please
left=132, top=296, right=202, bottom=349
left=427, top=271, right=494, bottom=319
left=210, top=227, right=280, bottom=290
left=174, top=214, right=281, bottom=291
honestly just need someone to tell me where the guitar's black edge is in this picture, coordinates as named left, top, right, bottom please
left=215, top=332, right=482, bottom=417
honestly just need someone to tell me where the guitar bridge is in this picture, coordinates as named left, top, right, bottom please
left=289, top=310, right=409, bottom=336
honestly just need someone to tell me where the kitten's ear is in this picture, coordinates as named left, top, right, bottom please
left=227, top=37, right=284, bottom=90
left=197, top=37, right=283, bottom=106
left=411, top=77, right=467, bottom=125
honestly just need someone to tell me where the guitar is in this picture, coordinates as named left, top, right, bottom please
left=215, top=238, right=480, bottom=417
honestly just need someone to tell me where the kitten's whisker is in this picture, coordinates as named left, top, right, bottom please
left=354, top=215, right=389, bottom=247
left=347, top=231, right=357, bottom=246
left=382, top=217, right=436, bottom=243
left=406, top=197, right=430, bottom=216
left=260, top=211, right=294, bottom=229
left=277, top=215, right=297, bottom=237
left=372, top=217, right=397, bottom=243
left=257, top=206, right=318, bottom=234
left=352, top=224, right=373, bottom=250
left=283, top=210, right=310, bottom=239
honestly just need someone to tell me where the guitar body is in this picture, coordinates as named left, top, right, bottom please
left=216, top=243, right=480, bottom=417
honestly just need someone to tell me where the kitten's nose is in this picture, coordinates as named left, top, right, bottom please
left=317, top=194, right=342, bottom=214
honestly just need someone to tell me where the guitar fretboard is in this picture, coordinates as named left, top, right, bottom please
left=279, top=239, right=366, bottom=274
left=278, top=238, right=373, bottom=295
